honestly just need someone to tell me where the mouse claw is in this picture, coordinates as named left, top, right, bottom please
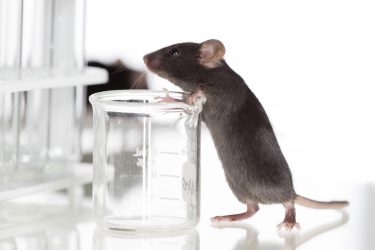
left=210, top=216, right=229, bottom=224
left=277, top=221, right=301, bottom=234
left=155, top=88, right=177, bottom=103
left=210, top=216, right=221, bottom=223
left=210, top=215, right=238, bottom=223
left=186, top=89, right=206, bottom=106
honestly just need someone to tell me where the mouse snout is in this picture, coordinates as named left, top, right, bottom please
left=143, top=54, right=150, bottom=65
left=143, top=53, right=161, bottom=72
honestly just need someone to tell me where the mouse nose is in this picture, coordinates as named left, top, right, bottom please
left=143, top=55, right=149, bottom=65
left=143, top=54, right=160, bottom=71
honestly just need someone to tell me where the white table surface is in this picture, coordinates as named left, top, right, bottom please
left=0, top=179, right=372, bottom=250
left=2, top=100, right=375, bottom=249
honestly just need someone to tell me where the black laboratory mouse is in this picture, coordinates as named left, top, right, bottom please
left=143, top=39, right=348, bottom=230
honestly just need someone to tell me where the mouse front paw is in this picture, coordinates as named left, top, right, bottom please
left=186, top=89, right=206, bottom=106
left=155, top=88, right=178, bottom=103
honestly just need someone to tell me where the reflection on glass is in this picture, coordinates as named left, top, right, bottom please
left=93, top=227, right=199, bottom=250
left=0, top=209, right=79, bottom=250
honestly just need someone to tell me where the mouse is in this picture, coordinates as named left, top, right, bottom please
left=143, top=39, right=349, bottom=231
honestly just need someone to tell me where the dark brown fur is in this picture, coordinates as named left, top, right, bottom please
left=144, top=40, right=295, bottom=204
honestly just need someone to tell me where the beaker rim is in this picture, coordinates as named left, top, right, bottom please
left=89, top=90, right=197, bottom=113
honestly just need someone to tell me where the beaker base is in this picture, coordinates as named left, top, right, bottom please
left=96, top=216, right=198, bottom=232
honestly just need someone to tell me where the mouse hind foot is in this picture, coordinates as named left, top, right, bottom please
left=277, top=201, right=301, bottom=232
left=211, top=202, right=259, bottom=223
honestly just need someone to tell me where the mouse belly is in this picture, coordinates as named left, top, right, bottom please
left=203, top=110, right=296, bottom=204
left=223, top=166, right=296, bottom=205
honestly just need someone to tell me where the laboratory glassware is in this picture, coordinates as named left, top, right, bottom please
left=0, top=93, right=19, bottom=184
left=0, top=0, right=23, bottom=80
left=90, top=90, right=205, bottom=231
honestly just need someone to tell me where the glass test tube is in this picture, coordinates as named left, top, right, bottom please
left=21, top=0, right=54, bottom=79
left=47, top=86, right=86, bottom=174
left=0, top=93, right=19, bottom=184
left=17, top=89, right=50, bottom=176
left=52, top=0, right=86, bottom=75
left=0, top=0, right=23, bottom=80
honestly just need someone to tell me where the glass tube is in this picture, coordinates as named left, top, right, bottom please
left=0, top=93, right=19, bottom=184
left=0, top=238, right=16, bottom=250
left=0, top=0, right=23, bottom=80
left=21, top=0, right=54, bottom=79
left=14, top=233, right=46, bottom=250
left=17, top=89, right=50, bottom=176
left=90, top=90, right=205, bottom=231
left=44, top=224, right=79, bottom=250
left=47, top=86, right=86, bottom=174
left=52, top=0, right=86, bottom=75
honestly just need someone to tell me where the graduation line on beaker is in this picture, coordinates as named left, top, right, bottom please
left=159, top=174, right=179, bottom=178
left=157, top=151, right=180, bottom=155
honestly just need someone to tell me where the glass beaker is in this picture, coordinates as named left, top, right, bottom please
left=93, top=227, right=199, bottom=250
left=90, top=90, right=205, bottom=231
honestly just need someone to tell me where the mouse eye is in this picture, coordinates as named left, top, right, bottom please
left=168, top=48, right=180, bottom=56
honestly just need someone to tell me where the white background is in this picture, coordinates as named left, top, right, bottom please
left=86, top=0, right=375, bottom=181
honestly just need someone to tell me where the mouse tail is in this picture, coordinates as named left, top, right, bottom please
left=295, top=195, right=349, bottom=209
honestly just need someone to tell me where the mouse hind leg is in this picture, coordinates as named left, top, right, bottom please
left=211, top=201, right=259, bottom=223
left=277, top=200, right=301, bottom=231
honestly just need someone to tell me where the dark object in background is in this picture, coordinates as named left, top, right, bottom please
left=86, top=60, right=148, bottom=105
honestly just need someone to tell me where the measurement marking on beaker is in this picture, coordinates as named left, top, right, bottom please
left=159, top=242, right=180, bottom=246
left=135, top=158, right=143, bottom=167
left=159, top=174, right=180, bottom=178
left=133, top=147, right=144, bottom=157
left=158, top=151, right=180, bottom=155
left=133, top=147, right=144, bottom=168
left=160, top=197, right=180, bottom=201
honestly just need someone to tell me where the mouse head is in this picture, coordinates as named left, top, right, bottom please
left=143, top=39, right=226, bottom=91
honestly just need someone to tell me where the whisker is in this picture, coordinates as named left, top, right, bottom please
left=111, top=65, right=128, bottom=75
left=130, top=72, right=147, bottom=89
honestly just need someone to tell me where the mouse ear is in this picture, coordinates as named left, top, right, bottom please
left=199, top=39, right=226, bottom=66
